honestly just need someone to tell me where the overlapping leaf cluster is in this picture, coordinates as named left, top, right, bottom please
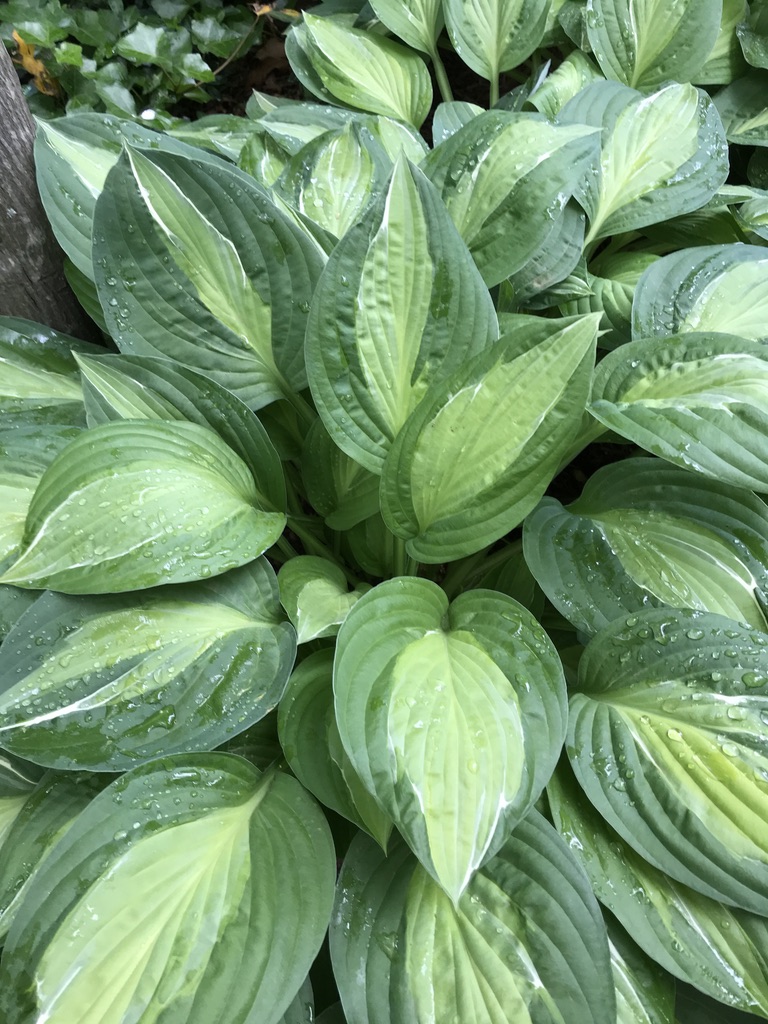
left=2, top=0, right=768, bottom=1020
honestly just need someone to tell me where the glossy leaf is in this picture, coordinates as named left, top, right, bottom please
left=287, top=15, right=432, bottom=129
left=569, top=607, right=768, bottom=912
left=92, top=147, right=325, bottom=409
left=301, top=418, right=380, bottom=530
left=560, top=251, right=657, bottom=348
left=588, top=332, right=768, bottom=491
left=608, top=920, right=676, bottom=1024
left=696, top=0, right=749, bottom=84
left=0, top=560, right=294, bottom=770
left=368, top=0, right=444, bottom=53
left=277, top=649, right=392, bottom=846
left=559, top=80, right=728, bottom=243
left=0, top=419, right=285, bottom=593
left=278, top=556, right=369, bottom=643
left=443, top=0, right=551, bottom=83
left=334, top=578, right=566, bottom=901
left=529, top=50, right=604, bottom=118
left=422, top=110, right=598, bottom=287
left=714, top=71, right=768, bottom=145
left=523, top=457, right=768, bottom=634
left=306, top=156, right=498, bottom=475
left=330, top=817, right=615, bottom=1024
left=549, top=762, right=768, bottom=1016
left=585, top=0, right=721, bottom=88
left=381, top=315, right=597, bottom=563
left=631, top=244, right=768, bottom=342
left=0, top=754, right=336, bottom=1024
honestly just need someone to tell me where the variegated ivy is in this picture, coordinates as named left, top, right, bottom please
left=1, top=0, right=768, bottom=1019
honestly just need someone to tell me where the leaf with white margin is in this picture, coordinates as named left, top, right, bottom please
left=608, top=920, right=676, bottom=1024
left=381, top=314, right=597, bottom=563
left=0, top=419, right=285, bottom=594
left=0, top=754, right=336, bottom=1024
left=569, top=607, right=768, bottom=913
left=559, top=80, right=728, bottom=243
left=714, top=71, right=768, bottom=145
left=631, top=244, right=768, bottom=342
left=549, top=761, right=768, bottom=1017
left=585, top=0, right=721, bottom=88
left=278, top=556, right=369, bottom=643
left=422, top=110, right=599, bottom=287
left=442, top=0, right=550, bottom=84
left=287, top=15, right=432, bottom=128
left=334, top=577, right=566, bottom=901
left=0, top=559, right=295, bottom=770
left=588, top=333, right=768, bottom=492
left=278, top=649, right=392, bottom=847
left=529, top=50, right=604, bottom=119
left=330, top=818, right=615, bottom=1024
left=92, top=147, right=325, bottom=410
left=306, top=156, right=498, bottom=475
left=523, top=457, right=768, bottom=635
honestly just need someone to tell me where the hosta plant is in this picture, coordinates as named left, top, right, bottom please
left=2, top=0, right=768, bottom=1020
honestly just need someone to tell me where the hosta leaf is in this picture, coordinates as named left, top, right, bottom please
left=217, top=712, right=283, bottom=770
left=509, top=202, right=587, bottom=305
left=529, top=50, right=604, bottom=118
left=316, top=1005, right=345, bottom=1024
left=548, top=761, right=768, bottom=1016
left=560, top=251, right=657, bottom=348
left=422, top=111, right=598, bottom=287
left=278, top=979, right=314, bottom=1024
left=34, top=113, right=209, bottom=279
left=239, top=128, right=292, bottom=186
left=75, top=352, right=286, bottom=512
left=588, top=333, right=768, bottom=491
left=0, top=755, right=336, bottom=1024
left=0, top=560, right=295, bottom=770
left=369, top=0, right=444, bottom=53
left=92, top=147, right=325, bottom=409
left=380, top=315, right=598, bottom=563
left=0, top=772, right=101, bottom=940
left=696, top=0, right=748, bottom=84
left=0, top=758, right=36, bottom=850
left=676, top=982, right=764, bottom=1022
left=569, top=607, right=768, bottom=912
left=585, top=0, right=721, bottom=88
left=278, top=556, right=369, bottom=643
left=714, top=71, right=768, bottom=145
left=0, top=419, right=285, bottom=594
left=274, top=122, right=391, bottom=240
left=523, top=458, right=768, bottom=635
left=334, top=578, right=566, bottom=901
left=432, top=100, right=483, bottom=144
left=330, top=819, right=615, bottom=1024
left=608, top=920, right=676, bottom=1024
left=559, top=80, right=728, bottom=243
left=287, top=15, right=432, bottom=128
left=443, top=0, right=551, bottom=84
left=277, top=649, right=392, bottom=846
left=301, top=418, right=380, bottom=530
left=738, top=1, right=768, bottom=69
left=631, top=244, right=768, bottom=342
left=306, top=156, right=498, bottom=476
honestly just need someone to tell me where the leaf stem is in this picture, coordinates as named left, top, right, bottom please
left=490, top=73, right=500, bottom=107
left=392, top=536, right=419, bottom=579
left=431, top=46, right=454, bottom=103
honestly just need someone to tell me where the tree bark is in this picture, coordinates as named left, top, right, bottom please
left=0, top=45, right=100, bottom=339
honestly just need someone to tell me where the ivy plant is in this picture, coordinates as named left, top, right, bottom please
left=2, top=0, right=768, bottom=1020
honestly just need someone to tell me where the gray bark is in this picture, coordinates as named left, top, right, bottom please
left=0, top=45, right=99, bottom=339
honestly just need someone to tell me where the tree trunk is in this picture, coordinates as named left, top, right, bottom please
left=0, top=45, right=100, bottom=340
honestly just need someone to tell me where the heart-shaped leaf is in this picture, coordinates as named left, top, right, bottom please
left=334, top=577, right=566, bottom=901
left=278, top=556, right=369, bottom=643
left=443, top=0, right=551, bottom=85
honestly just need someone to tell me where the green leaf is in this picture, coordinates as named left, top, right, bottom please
left=380, top=315, right=598, bottom=563
left=0, top=754, right=336, bottom=1024
left=277, top=649, right=392, bottom=846
left=738, top=1, right=768, bottom=69
left=523, top=457, right=768, bottom=635
left=569, top=607, right=768, bottom=912
left=676, top=982, right=764, bottom=1023
left=306, top=156, right=498, bottom=476
left=713, top=71, right=768, bottom=145
left=0, top=559, right=295, bottom=770
left=585, top=0, right=721, bottom=87
left=278, top=556, right=369, bottom=643
left=92, top=148, right=325, bottom=409
left=631, top=244, right=768, bottom=342
left=0, top=419, right=285, bottom=594
left=0, top=771, right=101, bottom=940
left=548, top=760, right=768, bottom=1016
left=369, top=0, right=443, bottom=52
left=287, top=14, right=433, bottom=128
left=301, top=418, right=380, bottom=530
left=274, top=122, right=391, bottom=239
left=330, top=817, right=615, bottom=1024
left=443, top=0, right=550, bottom=84
left=588, top=332, right=768, bottom=491
left=696, top=0, right=749, bottom=84
left=608, top=920, right=676, bottom=1024
left=75, top=352, right=286, bottom=513
left=559, top=80, right=729, bottom=243
left=422, top=111, right=599, bottom=287
left=560, top=251, right=657, bottom=349
left=529, top=50, right=604, bottom=118
left=431, top=100, right=483, bottom=144
left=334, top=578, right=566, bottom=901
